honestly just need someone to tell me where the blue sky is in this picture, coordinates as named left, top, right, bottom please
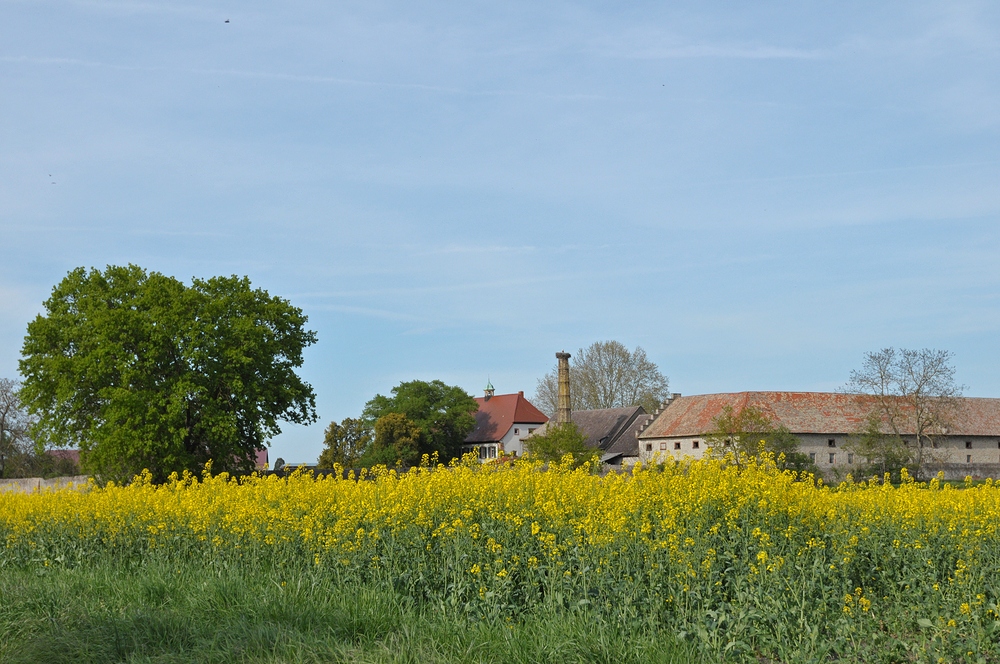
left=2, top=1, right=999, bottom=464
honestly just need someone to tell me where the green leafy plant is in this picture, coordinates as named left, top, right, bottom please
left=19, top=265, right=317, bottom=483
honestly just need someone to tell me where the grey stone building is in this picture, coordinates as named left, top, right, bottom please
left=635, top=391, right=1000, bottom=479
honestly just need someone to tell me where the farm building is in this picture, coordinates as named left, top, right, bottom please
left=635, top=392, right=1000, bottom=479
left=462, top=383, right=548, bottom=460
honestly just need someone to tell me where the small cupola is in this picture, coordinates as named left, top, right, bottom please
left=484, top=379, right=495, bottom=400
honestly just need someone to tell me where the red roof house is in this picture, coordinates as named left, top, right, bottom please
left=463, top=384, right=548, bottom=460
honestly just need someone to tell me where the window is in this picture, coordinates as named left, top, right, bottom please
left=809, top=452, right=816, bottom=462
left=660, top=442, right=667, bottom=450
left=645, top=444, right=653, bottom=452
left=692, top=441, right=700, bottom=449
left=479, top=446, right=487, bottom=460
left=848, top=453, right=854, bottom=464
left=528, top=428, right=536, bottom=434
left=828, top=439, right=836, bottom=447
left=674, top=441, right=681, bottom=450
left=965, top=441, right=972, bottom=449
left=489, top=446, right=497, bottom=459
left=514, top=428, right=519, bottom=435
left=967, top=454, right=972, bottom=463
left=829, top=453, right=836, bottom=464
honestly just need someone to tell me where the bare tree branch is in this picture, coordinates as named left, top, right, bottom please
left=533, top=341, right=669, bottom=416
left=843, top=348, right=964, bottom=479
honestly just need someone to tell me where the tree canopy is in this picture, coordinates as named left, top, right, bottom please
left=18, top=265, right=317, bottom=483
left=361, top=379, right=478, bottom=464
left=523, top=422, right=597, bottom=467
left=317, top=417, right=370, bottom=469
left=363, top=413, right=423, bottom=467
left=533, top=341, right=669, bottom=416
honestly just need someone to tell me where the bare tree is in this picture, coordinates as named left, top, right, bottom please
left=533, top=341, right=669, bottom=416
left=843, top=348, right=964, bottom=479
left=0, top=378, right=35, bottom=478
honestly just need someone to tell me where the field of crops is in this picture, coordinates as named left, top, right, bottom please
left=3, top=456, right=1000, bottom=662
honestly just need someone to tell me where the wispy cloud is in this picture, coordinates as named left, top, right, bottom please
left=589, top=26, right=829, bottom=61
left=0, top=55, right=606, bottom=101
left=621, top=43, right=828, bottom=60
left=425, top=244, right=540, bottom=256
left=128, top=228, right=232, bottom=238
left=682, top=159, right=1000, bottom=188
left=306, top=304, right=421, bottom=322
left=291, top=274, right=570, bottom=300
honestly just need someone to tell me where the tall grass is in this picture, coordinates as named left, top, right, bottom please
left=0, top=560, right=697, bottom=663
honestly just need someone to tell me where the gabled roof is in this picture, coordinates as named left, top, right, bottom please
left=603, top=408, right=654, bottom=455
left=465, top=391, right=548, bottom=443
left=528, top=406, right=649, bottom=454
left=570, top=406, right=649, bottom=452
left=638, top=392, right=1000, bottom=439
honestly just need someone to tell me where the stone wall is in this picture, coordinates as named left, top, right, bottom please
left=0, top=475, right=90, bottom=494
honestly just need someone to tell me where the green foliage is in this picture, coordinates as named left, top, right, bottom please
left=317, top=417, right=370, bottom=468
left=844, top=411, right=914, bottom=483
left=704, top=404, right=775, bottom=467
left=361, top=380, right=478, bottom=463
left=524, top=422, right=597, bottom=467
left=18, top=265, right=317, bottom=483
left=360, top=413, right=423, bottom=467
left=768, top=425, right=818, bottom=474
left=705, top=405, right=816, bottom=473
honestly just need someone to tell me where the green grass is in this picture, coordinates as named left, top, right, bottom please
left=0, top=561, right=699, bottom=664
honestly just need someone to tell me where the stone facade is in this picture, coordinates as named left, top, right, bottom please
left=637, top=392, right=1000, bottom=479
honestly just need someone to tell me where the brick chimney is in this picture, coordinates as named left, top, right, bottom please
left=556, top=351, right=571, bottom=424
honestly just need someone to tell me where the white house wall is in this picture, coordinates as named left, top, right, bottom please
left=464, top=422, right=544, bottom=460
left=500, top=422, right=544, bottom=457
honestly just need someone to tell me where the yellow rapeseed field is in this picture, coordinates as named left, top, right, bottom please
left=3, top=455, right=1000, bottom=658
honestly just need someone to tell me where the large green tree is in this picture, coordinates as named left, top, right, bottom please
left=361, top=413, right=423, bottom=467
left=317, top=417, right=371, bottom=469
left=361, top=380, right=478, bottom=463
left=19, top=265, right=317, bottom=483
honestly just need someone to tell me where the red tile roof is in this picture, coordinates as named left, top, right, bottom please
left=465, top=392, right=549, bottom=443
left=639, top=392, right=1000, bottom=438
